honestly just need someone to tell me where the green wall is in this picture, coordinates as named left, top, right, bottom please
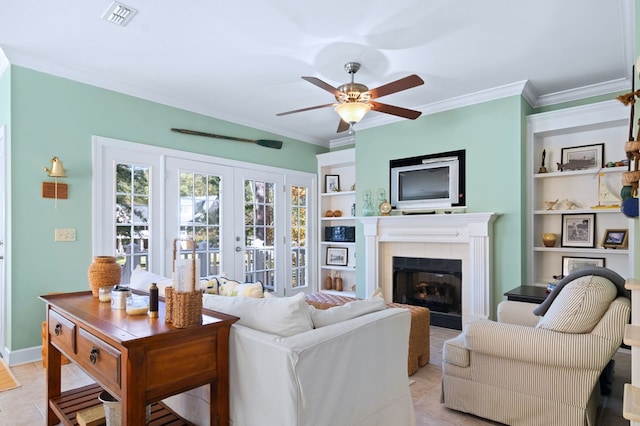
left=353, top=96, right=526, bottom=310
left=7, top=66, right=326, bottom=353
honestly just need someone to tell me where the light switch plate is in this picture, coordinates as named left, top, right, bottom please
left=55, top=228, right=76, bottom=242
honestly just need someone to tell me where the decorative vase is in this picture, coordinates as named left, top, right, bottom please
left=325, top=274, right=332, bottom=290
left=88, top=256, right=122, bottom=297
left=542, top=233, right=557, bottom=248
left=333, top=273, right=343, bottom=292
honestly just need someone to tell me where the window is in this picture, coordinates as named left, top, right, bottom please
left=290, top=185, right=307, bottom=288
left=178, top=171, right=222, bottom=277
left=115, top=163, right=151, bottom=283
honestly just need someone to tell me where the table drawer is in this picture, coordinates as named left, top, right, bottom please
left=77, top=328, right=121, bottom=390
left=48, top=310, right=76, bottom=356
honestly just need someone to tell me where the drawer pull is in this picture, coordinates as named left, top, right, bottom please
left=54, top=323, right=62, bottom=336
left=89, top=347, right=100, bottom=364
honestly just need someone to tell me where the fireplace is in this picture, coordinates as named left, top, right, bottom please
left=393, top=257, right=462, bottom=329
left=359, top=213, right=499, bottom=327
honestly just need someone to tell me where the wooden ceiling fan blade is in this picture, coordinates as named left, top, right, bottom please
left=276, top=103, right=335, bottom=116
left=302, top=76, right=343, bottom=97
left=337, top=119, right=351, bottom=133
left=367, top=75, right=424, bottom=99
left=369, top=101, right=422, bottom=120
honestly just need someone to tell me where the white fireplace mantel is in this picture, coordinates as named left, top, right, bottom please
left=359, top=212, right=500, bottom=325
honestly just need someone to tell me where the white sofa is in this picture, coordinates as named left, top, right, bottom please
left=127, top=269, right=415, bottom=425
left=156, top=293, right=415, bottom=426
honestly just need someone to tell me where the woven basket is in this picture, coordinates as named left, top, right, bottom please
left=87, top=256, right=121, bottom=297
left=165, top=239, right=202, bottom=328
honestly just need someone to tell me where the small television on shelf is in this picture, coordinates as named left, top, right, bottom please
left=390, top=150, right=465, bottom=211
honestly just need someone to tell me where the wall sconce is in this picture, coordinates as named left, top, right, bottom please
left=43, top=156, right=68, bottom=207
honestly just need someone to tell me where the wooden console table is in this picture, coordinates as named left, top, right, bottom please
left=40, top=291, right=238, bottom=425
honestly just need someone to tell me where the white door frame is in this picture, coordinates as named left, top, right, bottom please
left=0, top=125, right=8, bottom=357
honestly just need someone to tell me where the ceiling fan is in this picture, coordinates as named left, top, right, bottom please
left=277, top=62, right=425, bottom=133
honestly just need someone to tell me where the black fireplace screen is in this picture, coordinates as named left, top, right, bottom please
left=393, top=256, right=462, bottom=329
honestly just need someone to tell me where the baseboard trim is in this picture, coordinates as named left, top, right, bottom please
left=4, top=345, right=42, bottom=366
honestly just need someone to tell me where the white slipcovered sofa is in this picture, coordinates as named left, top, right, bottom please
left=161, top=293, right=414, bottom=426
left=128, top=268, right=415, bottom=425
left=441, top=267, right=631, bottom=426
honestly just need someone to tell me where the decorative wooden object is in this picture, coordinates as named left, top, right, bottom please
left=42, top=182, right=68, bottom=199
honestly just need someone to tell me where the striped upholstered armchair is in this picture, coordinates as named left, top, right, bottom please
left=441, top=267, right=630, bottom=426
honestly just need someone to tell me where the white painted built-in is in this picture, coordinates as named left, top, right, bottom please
left=359, top=213, right=499, bottom=326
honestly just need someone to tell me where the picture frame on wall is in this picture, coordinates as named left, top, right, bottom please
left=562, top=256, right=605, bottom=276
left=326, top=247, right=348, bottom=266
left=559, top=143, right=604, bottom=171
left=561, top=213, right=596, bottom=248
left=325, top=175, right=340, bottom=193
left=601, top=229, right=629, bottom=249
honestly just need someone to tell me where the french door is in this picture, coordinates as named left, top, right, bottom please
left=165, top=158, right=305, bottom=296
left=94, top=137, right=314, bottom=297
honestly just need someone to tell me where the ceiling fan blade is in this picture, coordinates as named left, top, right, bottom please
left=337, top=119, right=351, bottom=133
left=301, top=76, right=343, bottom=97
left=367, top=75, right=424, bottom=99
left=276, top=103, right=335, bottom=116
left=369, top=101, right=422, bottom=120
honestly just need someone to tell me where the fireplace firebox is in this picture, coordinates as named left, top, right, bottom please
left=393, top=256, right=462, bottom=330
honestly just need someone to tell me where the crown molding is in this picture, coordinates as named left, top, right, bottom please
left=533, top=78, right=631, bottom=108
left=328, top=135, right=355, bottom=150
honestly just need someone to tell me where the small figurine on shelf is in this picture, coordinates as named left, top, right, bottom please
left=544, top=199, right=559, bottom=210
left=538, top=149, right=548, bottom=173
left=564, top=200, right=579, bottom=210
left=362, top=189, right=376, bottom=216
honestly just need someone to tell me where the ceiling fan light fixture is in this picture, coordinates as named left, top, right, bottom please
left=335, top=102, right=371, bottom=124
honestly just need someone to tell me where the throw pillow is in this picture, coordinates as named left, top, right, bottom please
left=309, top=294, right=387, bottom=328
left=203, top=277, right=219, bottom=294
left=202, top=292, right=313, bottom=337
left=535, top=275, right=617, bottom=333
left=218, top=277, right=241, bottom=296
left=128, top=266, right=173, bottom=297
left=230, top=282, right=264, bottom=298
left=129, top=266, right=166, bottom=291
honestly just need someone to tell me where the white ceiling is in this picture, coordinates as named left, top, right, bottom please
left=0, top=0, right=634, bottom=146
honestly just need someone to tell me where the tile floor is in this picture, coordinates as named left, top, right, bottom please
left=0, top=325, right=630, bottom=425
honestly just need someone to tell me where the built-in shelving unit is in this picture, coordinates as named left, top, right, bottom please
left=317, top=149, right=357, bottom=297
left=624, top=279, right=640, bottom=424
left=526, top=100, right=635, bottom=287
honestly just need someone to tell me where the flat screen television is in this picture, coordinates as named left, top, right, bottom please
left=390, top=150, right=465, bottom=211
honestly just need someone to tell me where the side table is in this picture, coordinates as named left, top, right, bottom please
left=40, top=291, right=238, bottom=426
left=503, top=285, right=549, bottom=304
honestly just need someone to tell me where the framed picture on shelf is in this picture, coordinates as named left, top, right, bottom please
left=562, top=256, right=605, bottom=276
left=561, top=213, right=596, bottom=248
left=601, top=229, right=629, bottom=249
left=560, top=143, right=604, bottom=171
left=325, top=175, right=340, bottom=193
left=326, top=247, right=348, bottom=266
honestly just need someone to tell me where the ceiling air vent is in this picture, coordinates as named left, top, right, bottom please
left=102, top=2, right=138, bottom=26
